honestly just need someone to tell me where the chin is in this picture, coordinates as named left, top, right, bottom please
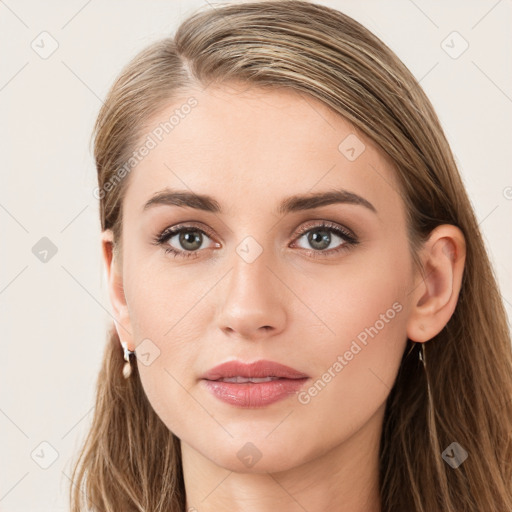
left=199, top=437, right=311, bottom=475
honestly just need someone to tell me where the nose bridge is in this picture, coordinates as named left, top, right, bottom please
left=228, top=233, right=275, bottom=302
left=216, top=231, right=287, bottom=337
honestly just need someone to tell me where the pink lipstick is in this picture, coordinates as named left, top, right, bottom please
left=200, top=359, right=309, bottom=408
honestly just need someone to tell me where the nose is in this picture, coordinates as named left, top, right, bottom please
left=216, top=247, right=287, bottom=341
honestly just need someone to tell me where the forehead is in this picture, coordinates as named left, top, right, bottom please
left=122, top=82, right=402, bottom=218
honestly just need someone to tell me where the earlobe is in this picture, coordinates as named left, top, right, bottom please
left=101, top=230, right=134, bottom=350
left=406, top=225, right=466, bottom=343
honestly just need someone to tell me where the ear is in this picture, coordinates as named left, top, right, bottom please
left=101, top=229, right=135, bottom=351
left=406, top=224, right=466, bottom=342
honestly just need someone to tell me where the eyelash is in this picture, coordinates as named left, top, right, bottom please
left=152, top=221, right=359, bottom=260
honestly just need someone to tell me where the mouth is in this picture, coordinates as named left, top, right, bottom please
left=200, top=359, right=309, bottom=408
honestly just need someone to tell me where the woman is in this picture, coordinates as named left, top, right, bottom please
left=70, top=1, right=512, bottom=510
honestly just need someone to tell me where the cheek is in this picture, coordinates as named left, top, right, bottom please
left=293, top=245, right=411, bottom=410
left=124, top=251, right=207, bottom=339
left=300, top=239, right=411, bottom=350
left=288, top=291, right=408, bottom=455
left=122, top=258, right=210, bottom=427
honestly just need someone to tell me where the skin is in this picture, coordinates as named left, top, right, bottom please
left=102, top=82, right=466, bottom=512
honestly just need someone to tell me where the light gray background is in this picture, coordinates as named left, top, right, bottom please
left=1, top=1, right=511, bottom=510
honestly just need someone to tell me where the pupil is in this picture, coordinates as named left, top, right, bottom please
left=181, top=231, right=201, bottom=250
left=309, top=230, right=330, bottom=250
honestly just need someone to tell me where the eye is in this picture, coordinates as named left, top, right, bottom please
left=152, top=223, right=218, bottom=259
left=152, top=220, right=358, bottom=260
left=291, top=221, right=358, bottom=258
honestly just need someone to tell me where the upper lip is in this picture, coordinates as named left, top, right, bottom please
left=201, top=359, right=309, bottom=381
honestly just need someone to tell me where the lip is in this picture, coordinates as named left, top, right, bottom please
left=200, top=359, right=309, bottom=381
left=200, top=359, right=310, bottom=408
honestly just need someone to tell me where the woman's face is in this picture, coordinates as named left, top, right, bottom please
left=109, top=82, right=418, bottom=473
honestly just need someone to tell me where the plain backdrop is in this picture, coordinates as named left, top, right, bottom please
left=1, top=1, right=511, bottom=510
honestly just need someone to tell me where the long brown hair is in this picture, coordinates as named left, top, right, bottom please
left=70, top=1, right=512, bottom=510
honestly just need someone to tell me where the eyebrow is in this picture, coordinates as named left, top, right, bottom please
left=142, top=188, right=377, bottom=215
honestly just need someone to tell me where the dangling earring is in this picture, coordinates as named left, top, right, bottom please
left=405, top=340, right=421, bottom=360
left=121, top=341, right=135, bottom=379
left=420, top=342, right=436, bottom=424
left=405, top=341, right=427, bottom=368
left=419, top=342, right=426, bottom=368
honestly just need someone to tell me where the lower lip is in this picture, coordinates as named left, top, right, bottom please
left=201, top=378, right=309, bottom=408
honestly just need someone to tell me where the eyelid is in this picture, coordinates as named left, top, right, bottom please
left=292, top=219, right=357, bottom=241
left=156, top=221, right=218, bottom=244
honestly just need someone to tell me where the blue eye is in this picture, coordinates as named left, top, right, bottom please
left=153, top=221, right=358, bottom=260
